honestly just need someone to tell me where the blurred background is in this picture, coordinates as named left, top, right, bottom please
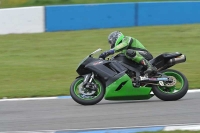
left=0, top=0, right=199, bottom=99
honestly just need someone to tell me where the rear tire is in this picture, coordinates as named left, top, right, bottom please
left=70, top=77, right=105, bottom=105
left=152, top=69, right=188, bottom=101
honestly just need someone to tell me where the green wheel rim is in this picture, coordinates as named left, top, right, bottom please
left=158, top=71, right=184, bottom=94
left=73, top=78, right=102, bottom=100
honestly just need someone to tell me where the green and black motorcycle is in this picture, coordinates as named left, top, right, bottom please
left=70, top=48, right=188, bottom=105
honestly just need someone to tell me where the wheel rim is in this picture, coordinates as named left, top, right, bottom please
left=73, top=78, right=102, bottom=100
left=158, top=71, right=184, bottom=94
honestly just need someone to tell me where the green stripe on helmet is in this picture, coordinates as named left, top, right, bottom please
left=115, top=33, right=124, bottom=47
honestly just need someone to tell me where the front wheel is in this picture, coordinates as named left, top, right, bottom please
left=152, top=69, right=188, bottom=101
left=70, top=77, right=105, bottom=105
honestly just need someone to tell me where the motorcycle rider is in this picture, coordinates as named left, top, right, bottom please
left=99, top=31, right=157, bottom=77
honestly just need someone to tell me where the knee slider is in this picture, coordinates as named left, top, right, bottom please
left=126, top=49, right=136, bottom=58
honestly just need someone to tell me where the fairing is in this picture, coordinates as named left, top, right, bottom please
left=104, top=74, right=153, bottom=100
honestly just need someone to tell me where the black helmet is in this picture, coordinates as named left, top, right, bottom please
left=108, top=31, right=124, bottom=49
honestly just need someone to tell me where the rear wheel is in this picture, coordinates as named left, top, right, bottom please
left=152, top=69, right=188, bottom=101
left=70, top=77, right=105, bottom=105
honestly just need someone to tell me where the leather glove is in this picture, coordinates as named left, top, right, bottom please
left=99, top=51, right=108, bottom=59
left=99, top=49, right=115, bottom=59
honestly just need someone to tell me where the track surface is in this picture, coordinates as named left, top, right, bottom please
left=0, top=92, right=200, bottom=132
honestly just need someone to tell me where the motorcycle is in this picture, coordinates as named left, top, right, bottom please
left=70, top=48, right=188, bottom=105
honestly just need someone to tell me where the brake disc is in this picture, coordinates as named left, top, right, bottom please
left=165, top=76, right=177, bottom=87
left=78, top=83, right=96, bottom=95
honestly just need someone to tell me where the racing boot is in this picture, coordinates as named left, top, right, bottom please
left=140, top=58, right=157, bottom=77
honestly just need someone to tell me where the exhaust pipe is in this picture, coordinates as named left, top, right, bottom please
left=158, top=54, right=186, bottom=71
left=168, top=54, right=186, bottom=66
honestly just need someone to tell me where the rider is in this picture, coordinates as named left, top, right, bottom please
left=99, top=31, right=157, bottom=76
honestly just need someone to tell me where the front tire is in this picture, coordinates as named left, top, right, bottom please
left=152, top=69, right=188, bottom=101
left=70, top=77, right=105, bottom=105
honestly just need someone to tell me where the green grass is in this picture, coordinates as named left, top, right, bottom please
left=0, top=24, right=200, bottom=98
left=0, top=0, right=196, bottom=8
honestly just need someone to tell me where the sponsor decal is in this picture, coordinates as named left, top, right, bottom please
left=149, top=78, right=157, bottom=81
left=93, top=61, right=103, bottom=65
left=157, top=78, right=168, bottom=81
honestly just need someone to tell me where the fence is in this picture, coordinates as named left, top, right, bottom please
left=0, top=1, right=200, bottom=34
left=0, top=6, right=44, bottom=34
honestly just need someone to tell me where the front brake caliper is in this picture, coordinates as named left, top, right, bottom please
left=85, top=82, right=97, bottom=91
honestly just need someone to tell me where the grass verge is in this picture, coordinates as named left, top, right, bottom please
left=0, top=24, right=199, bottom=98
left=0, top=0, right=196, bottom=8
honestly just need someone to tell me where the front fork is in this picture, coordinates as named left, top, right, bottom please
left=83, top=73, right=94, bottom=84
left=82, top=73, right=97, bottom=90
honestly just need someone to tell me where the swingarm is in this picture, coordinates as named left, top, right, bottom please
left=139, top=75, right=176, bottom=87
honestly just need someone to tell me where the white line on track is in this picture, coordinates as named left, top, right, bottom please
left=164, top=124, right=200, bottom=131
left=2, top=123, right=200, bottom=133
left=43, top=122, right=200, bottom=131
left=0, top=89, right=199, bottom=102
left=186, top=89, right=200, bottom=93
left=0, top=97, right=58, bottom=102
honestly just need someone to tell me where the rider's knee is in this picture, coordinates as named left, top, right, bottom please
left=126, top=49, right=136, bottom=58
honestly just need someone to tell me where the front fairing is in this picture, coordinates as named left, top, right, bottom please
left=76, top=55, right=89, bottom=70
left=76, top=56, right=99, bottom=75
left=76, top=48, right=103, bottom=75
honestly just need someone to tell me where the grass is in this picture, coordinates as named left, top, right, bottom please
left=0, top=0, right=196, bottom=8
left=0, top=24, right=200, bottom=98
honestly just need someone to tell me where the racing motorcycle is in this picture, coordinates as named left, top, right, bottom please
left=70, top=48, right=188, bottom=105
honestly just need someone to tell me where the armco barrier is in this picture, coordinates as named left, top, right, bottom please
left=1, top=2, right=200, bottom=35
left=137, top=2, right=200, bottom=26
left=0, top=6, right=45, bottom=35
left=45, top=1, right=200, bottom=32
left=45, top=3, right=136, bottom=32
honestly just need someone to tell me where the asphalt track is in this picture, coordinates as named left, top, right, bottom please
left=0, top=91, right=200, bottom=132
